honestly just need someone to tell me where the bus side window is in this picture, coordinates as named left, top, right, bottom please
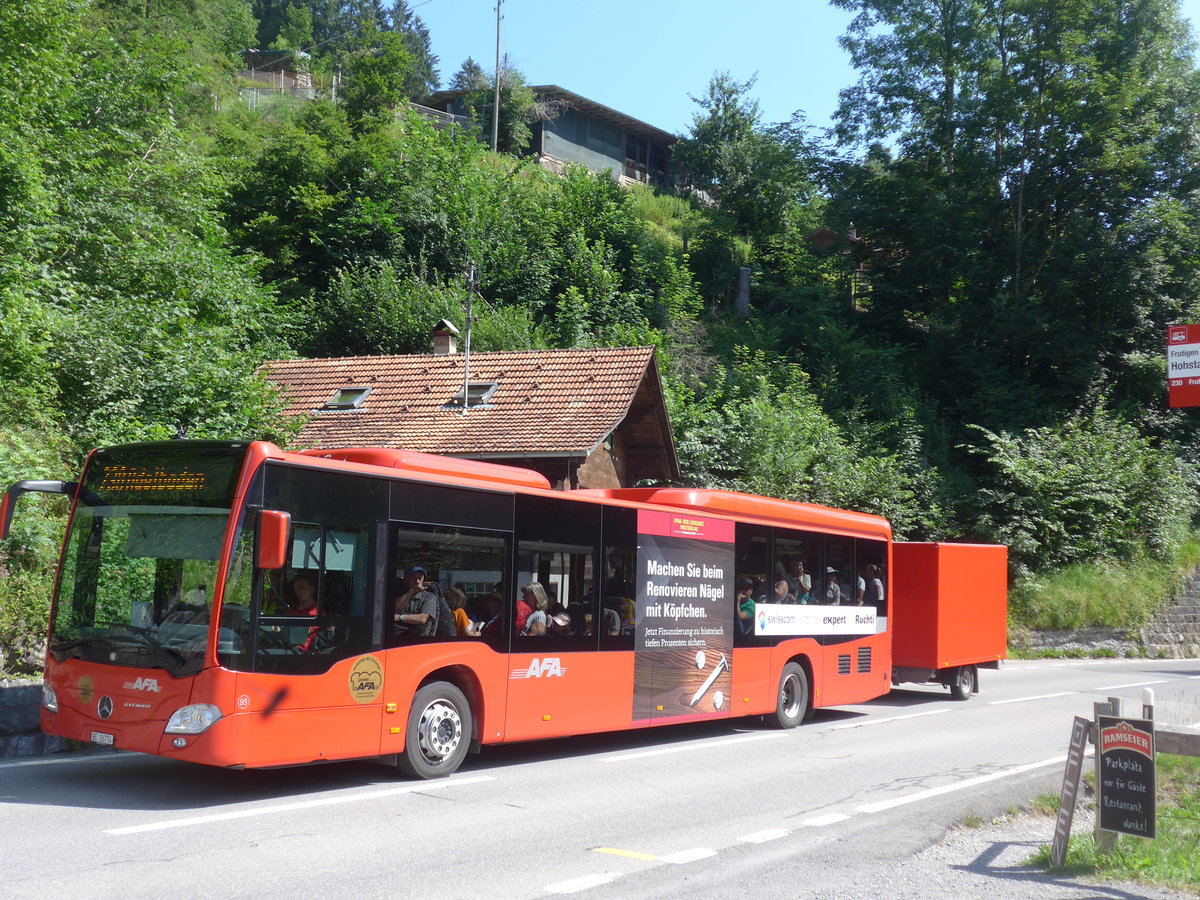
left=600, top=506, right=636, bottom=648
left=515, top=494, right=600, bottom=650
left=734, top=524, right=770, bottom=644
left=388, top=522, right=511, bottom=645
left=857, top=538, right=887, bottom=625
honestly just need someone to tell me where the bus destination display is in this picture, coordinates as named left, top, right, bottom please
left=84, top=446, right=245, bottom=507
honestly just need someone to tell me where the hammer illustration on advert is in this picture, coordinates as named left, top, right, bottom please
left=689, top=652, right=730, bottom=708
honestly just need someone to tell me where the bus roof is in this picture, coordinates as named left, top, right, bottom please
left=261, top=443, right=889, bottom=539
left=293, top=446, right=553, bottom=491
left=575, top=487, right=892, bottom=540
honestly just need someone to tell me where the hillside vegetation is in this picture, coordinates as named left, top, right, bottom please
left=3, top=0, right=1200, bottom=662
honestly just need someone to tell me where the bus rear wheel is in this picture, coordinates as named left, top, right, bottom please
left=773, top=662, right=809, bottom=728
left=398, top=681, right=471, bottom=779
left=950, top=665, right=977, bottom=701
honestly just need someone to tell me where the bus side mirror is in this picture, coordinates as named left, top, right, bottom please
left=256, top=510, right=291, bottom=570
left=1, top=480, right=76, bottom=540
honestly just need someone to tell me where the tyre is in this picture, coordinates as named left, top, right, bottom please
left=950, top=665, right=977, bottom=701
left=772, top=662, right=809, bottom=728
left=397, top=681, right=471, bottom=779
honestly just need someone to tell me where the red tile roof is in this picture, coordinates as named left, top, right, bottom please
left=261, top=347, right=668, bottom=458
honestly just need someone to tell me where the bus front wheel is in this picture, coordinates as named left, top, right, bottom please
left=773, top=662, right=809, bottom=728
left=398, top=681, right=472, bottom=779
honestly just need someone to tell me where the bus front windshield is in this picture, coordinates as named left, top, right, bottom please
left=48, top=443, right=246, bottom=676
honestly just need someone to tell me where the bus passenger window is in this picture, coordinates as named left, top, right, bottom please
left=600, top=505, right=635, bottom=648
left=857, top=538, right=887, bottom=628
left=388, top=524, right=511, bottom=646
left=517, top=494, right=600, bottom=650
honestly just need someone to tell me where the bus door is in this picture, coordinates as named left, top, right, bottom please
left=505, top=496, right=617, bottom=740
left=219, top=470, right=383, bottom=766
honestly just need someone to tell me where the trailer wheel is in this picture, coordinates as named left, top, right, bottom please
left=773, top=662, right=809, bottom=728
left=397, top=681, right=471, bottom=779
left=950, top=665, right=977, bottom=701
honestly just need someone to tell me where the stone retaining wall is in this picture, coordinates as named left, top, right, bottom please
left=0, top=680, right=70, bottom=758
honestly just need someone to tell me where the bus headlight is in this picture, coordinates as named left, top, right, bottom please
left=42, top=683, right=58, bottom=713
left=165, top=704, right=222, bottom=734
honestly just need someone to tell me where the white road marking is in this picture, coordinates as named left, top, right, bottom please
left=104, top=775, right=494, bottom=835
left=987, top=692, right=1075, bottom=705
left=739, top=828, right=788, bottom=843
left=659, top=847, right=717, bottom=864
left=802, top=813, right=851, bottom=827
left=855, top=755, right=1066, bottom=814
left=831, top=709, right=949, bottom=730
left=1093, top=680, right=1168, bottom=691
left=601, top=731, right=787, bottom=762
left=545, top=874, right=618, bottom=894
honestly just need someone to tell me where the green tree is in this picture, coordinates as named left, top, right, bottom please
left=674, top=72, right=815, bottom=242
left=449, top=57, right=487, bottom=92
left=339, top=28, right=413, bottom=130
left=457, top=66, right=542, bottom=153
left=388, top=0, right=438, bottom=99
left=830, top=0, right=1200, bottom=436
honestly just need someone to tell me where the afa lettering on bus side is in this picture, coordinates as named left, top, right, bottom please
left=510, top=658, right=567, bottom=679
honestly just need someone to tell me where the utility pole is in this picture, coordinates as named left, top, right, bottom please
left=491, top=0, right=502, bottom=151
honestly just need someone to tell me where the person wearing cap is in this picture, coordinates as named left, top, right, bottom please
left=824, top=567, right=842, bottom=605
left=395, top=565, right=439, bottom=636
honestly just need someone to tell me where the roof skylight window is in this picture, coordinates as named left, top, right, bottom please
left=445, top=381, right=498, bottom=409
left=323, top=387, right=371, bottom=410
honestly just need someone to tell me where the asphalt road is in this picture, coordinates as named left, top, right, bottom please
left=2, top=657, right=1198, bottom=899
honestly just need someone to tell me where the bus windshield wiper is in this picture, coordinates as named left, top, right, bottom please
left=117, top=624, right=188, bottom=667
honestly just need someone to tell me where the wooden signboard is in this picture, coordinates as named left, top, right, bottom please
left=1096, top=715, right=1156, bottom=839
left=1051, top=716, right=1091, bottom=867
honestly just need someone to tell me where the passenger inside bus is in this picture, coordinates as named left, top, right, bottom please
left=735, top=578, right=755, bottom=633
left=787, top=559, right=812, bottom=602
left=518, top=583, right=549, bottom=636
left=394, top=565, right=439, bottom=636
left=444, top=585, right=474, bottom=636
left=772, top=579, right=794, bottom=603
left=824, top=567, right=842, bottom=605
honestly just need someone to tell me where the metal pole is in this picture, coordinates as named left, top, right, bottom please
left=492, top=0, right=502, bottom=151
left=461, top=263, right=475, bottom=416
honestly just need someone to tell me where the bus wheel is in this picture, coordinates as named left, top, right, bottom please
left=950, top=665, right=976, bottom=701
left=773, top=662, right=809, bottom=728
left=398, top=682, right=471, bottom=779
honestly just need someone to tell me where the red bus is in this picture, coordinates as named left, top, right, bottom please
left=0, top=440, right=998, bottom=778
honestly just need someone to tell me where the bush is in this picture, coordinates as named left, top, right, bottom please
left=967, top=409, right=1199, bottom=579
left=674, top=349, right=943, bottom=537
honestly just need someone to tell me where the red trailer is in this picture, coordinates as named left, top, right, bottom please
left=889, top=542, right=1008, bottom=699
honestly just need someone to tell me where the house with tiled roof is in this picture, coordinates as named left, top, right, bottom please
left=260, top=338, right=679, bottom=490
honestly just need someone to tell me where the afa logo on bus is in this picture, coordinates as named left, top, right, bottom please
left=511, top=658, right=568, bottom=679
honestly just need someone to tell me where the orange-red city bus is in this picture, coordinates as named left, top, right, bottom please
left=2, top=440, right=907, bottom=778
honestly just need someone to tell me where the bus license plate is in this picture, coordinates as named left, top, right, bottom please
left=90, top=731, right=114, bottom=746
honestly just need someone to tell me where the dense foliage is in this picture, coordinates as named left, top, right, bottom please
left=3, top=0, right=1200, bottom=662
